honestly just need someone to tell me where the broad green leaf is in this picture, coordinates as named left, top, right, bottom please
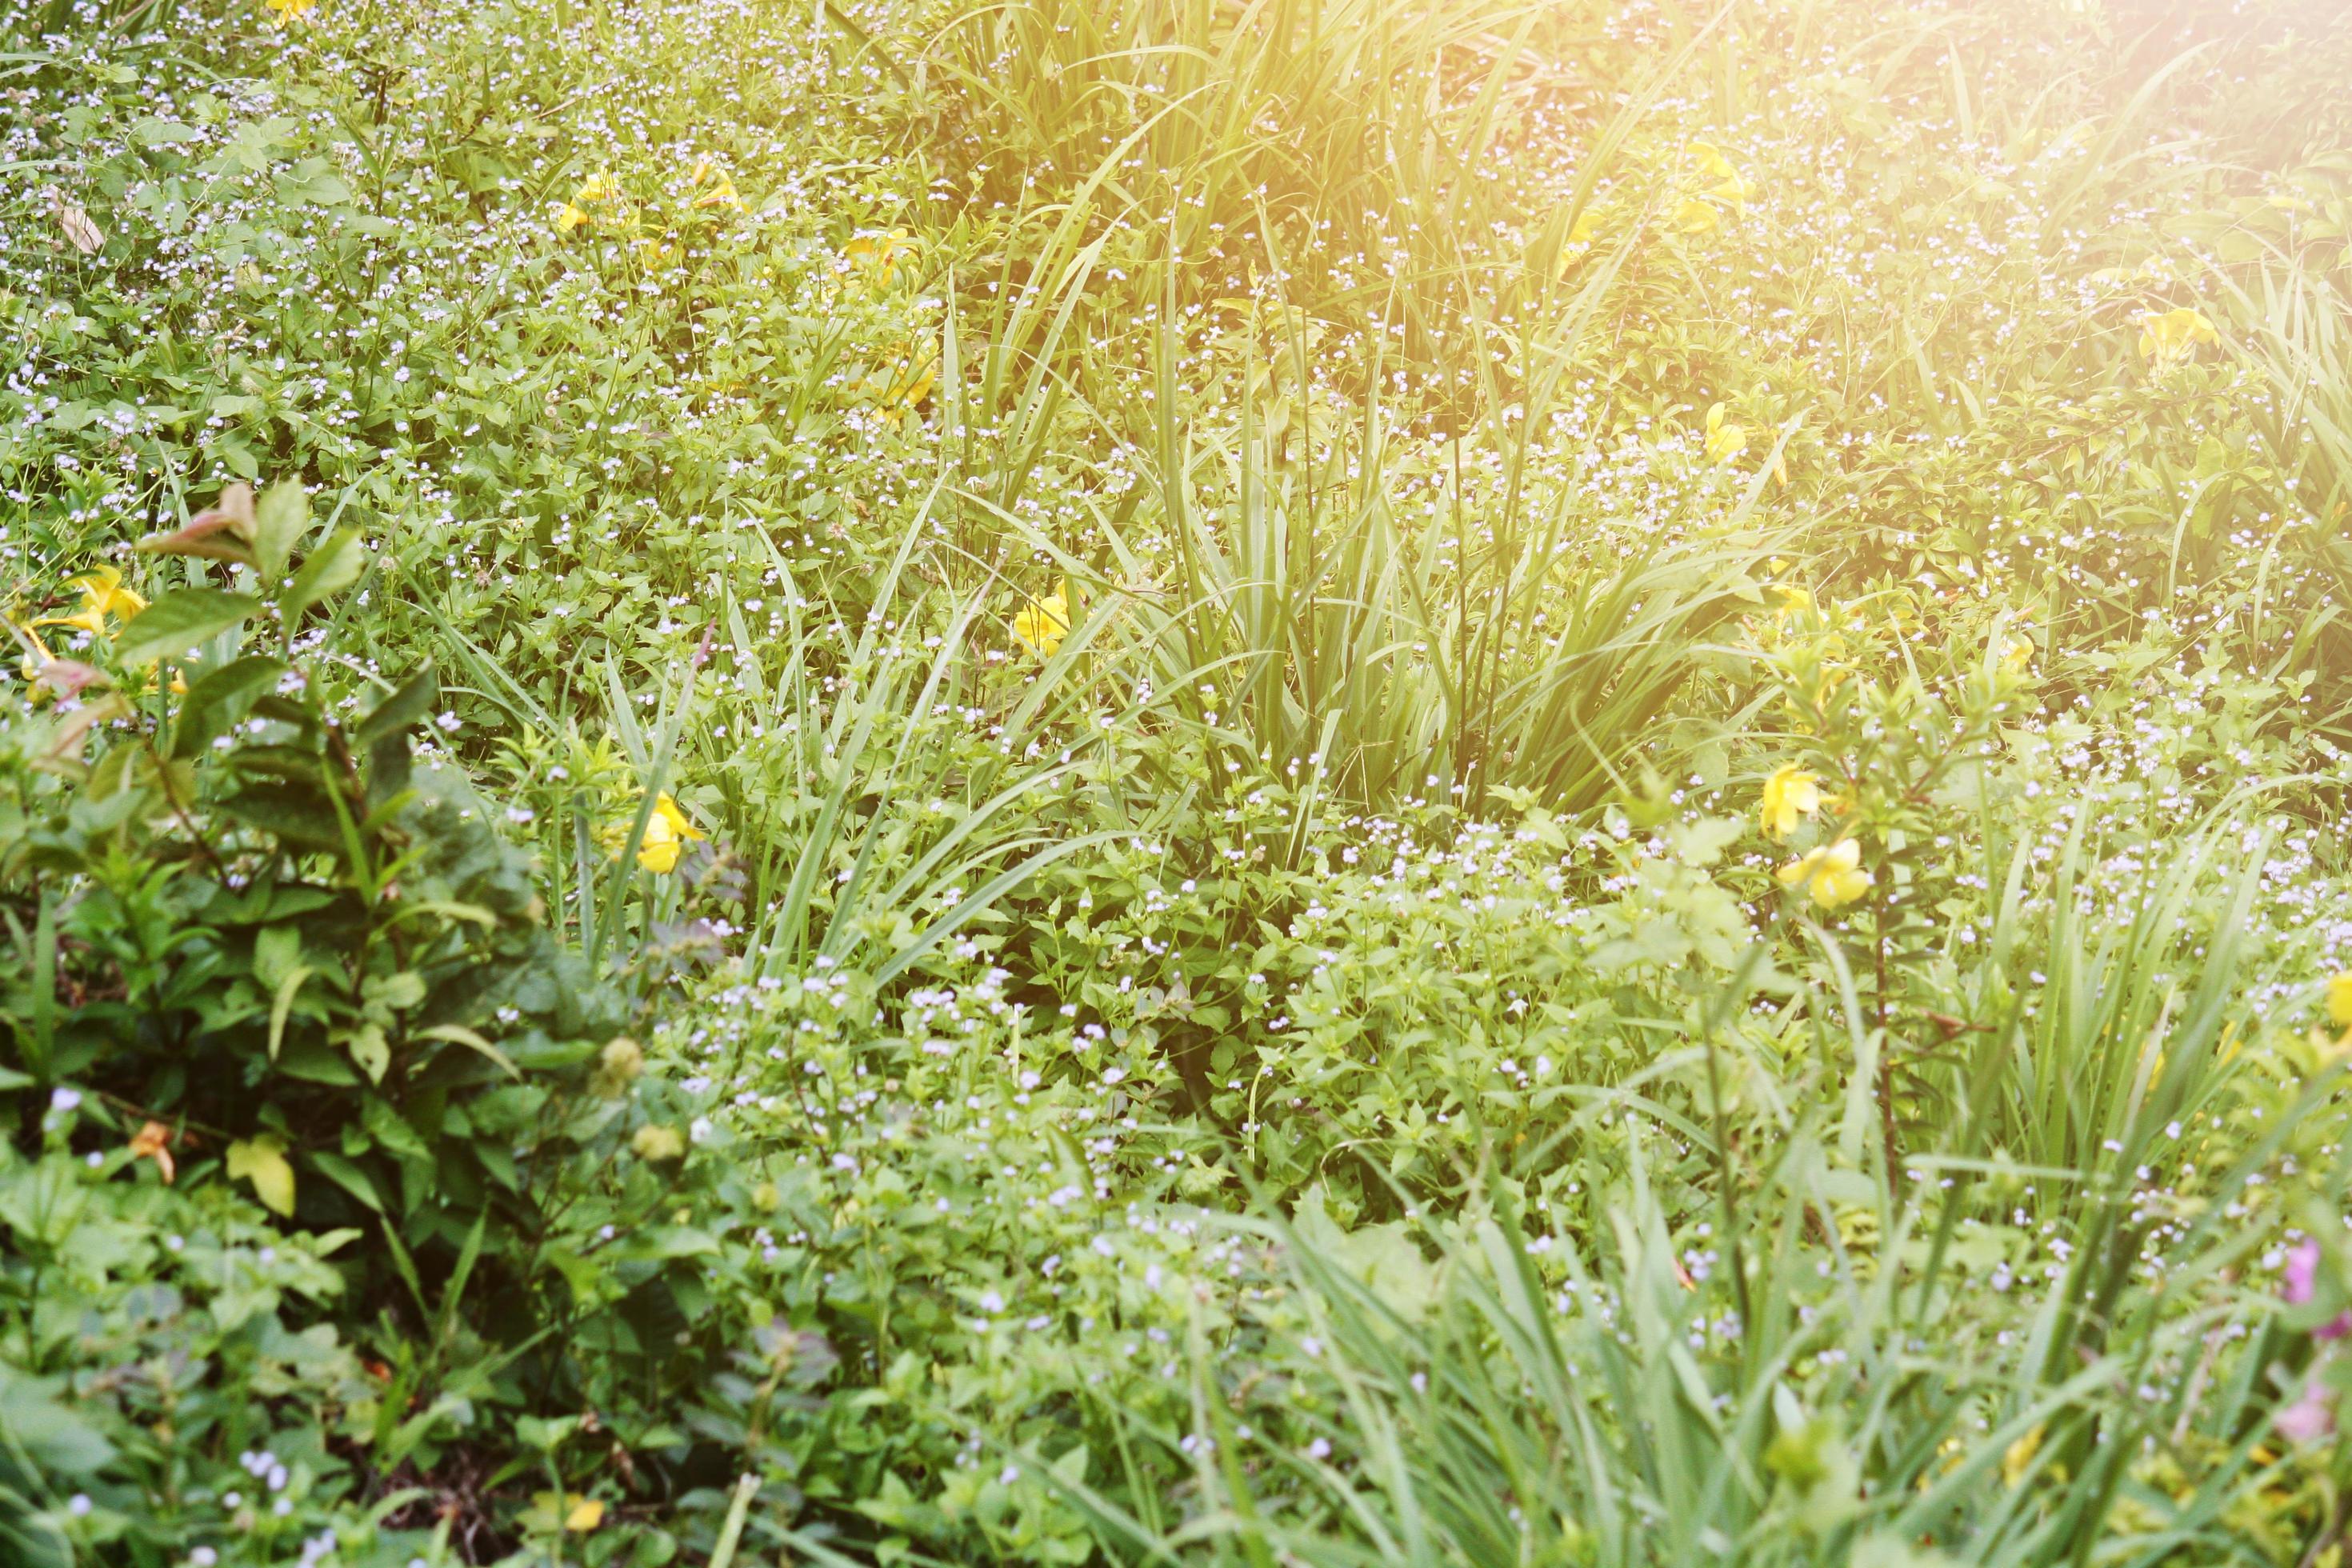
left=282, top=530, right=369, bottom=624
left=113, top=589, right=260, bottom=669
left=253, top=478, right=310, bottom=585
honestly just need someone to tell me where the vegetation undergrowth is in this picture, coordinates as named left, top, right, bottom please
left=7, top=0, right=2352, bottom=1562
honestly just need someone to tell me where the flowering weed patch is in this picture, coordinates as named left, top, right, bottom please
left=6, top=0, right=2352, bottom=1563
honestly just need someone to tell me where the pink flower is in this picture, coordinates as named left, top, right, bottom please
left=2276, top=1379, right=2335, bottom=1444
left=2287, top=1241, right=2321, bottom=1306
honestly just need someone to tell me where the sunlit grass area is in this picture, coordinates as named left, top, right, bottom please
left=8, top=0, right=2352, bottom=1562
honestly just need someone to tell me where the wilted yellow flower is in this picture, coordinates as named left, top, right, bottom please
left=1011, top=582, right=1071, bottom=657
left=2328, top=972, right=2352, bottom=1029
left=630, top=1124, right=686, bottom=1162
left=2137, top=306, right=2216, bottom=362
left=1777, top=838, right=1873, bottom=910
left=128, top=1121, right=176, bottom=1184
left=1760, top=765, right=1822, bottom=839
left=634, top=792, right=704, bottom=874
left=1703, top=402, right=1747, bottom=464
left=1672, top=198, right=1720, bottom=235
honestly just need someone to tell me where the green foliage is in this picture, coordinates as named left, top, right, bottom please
left=9, top=0, right=2352, bottom=1563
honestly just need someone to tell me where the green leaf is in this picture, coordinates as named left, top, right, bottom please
left=414, top=1023, right=521, bottom=1079
left=268, top=965, right=313, bottom=1060
left=342, top=1022, right=390, bottom=1084
left=353, top=666, right=439, bottom=750
left=282, top=530, right=369, bottom=624
left=172, top=654, right=286, bottom=758
left=113, top=589, right=261, bottom=669
left=226, top=1135, right=296, bottom=1216
left=253, top=478, right=310, bottom=586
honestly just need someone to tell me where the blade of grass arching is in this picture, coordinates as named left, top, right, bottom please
left=815, top=596, right=982, bottom=965
left=410, top=594, right=559, bottom=734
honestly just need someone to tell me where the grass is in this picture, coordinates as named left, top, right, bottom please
left=9, top=0, right=2352, bottom=1563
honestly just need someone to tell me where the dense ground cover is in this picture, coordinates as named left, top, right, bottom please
left=8, top=0, right=2352, bottom=1560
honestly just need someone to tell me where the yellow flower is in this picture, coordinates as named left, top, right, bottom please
left=2328, top=972, right=2352, bottom=1029
left=634, top=791, right=704, bottom=874
left=2002, top=1425, right=2044, bottom=1489
left=1703, top=402, right=1747, bottom=464
left=1760, top=765, right=1822, bottom=839
left=1771, top=583, right=1814, bottom=627
left=528, top=1492, right=607, bottom=1533
left=2000, top=634, right=2034, bottom=674
left=555, top=203, right=590, bottom=232
left=843, top=228, right=918, bottom=287
left=864, top=355, right=938, bottom=424
left=1011, top=582, right=1071, bottom=657
left=262, top=0, right=315, bottom=23
left=1687, top=140, right=1757, bottom=205
left=33, top=563, right=145, bottom=638
left=2136, top=306, right=2216, bottom=362
left=1777, top=838, right=1874, bottom=910
left=1672, top=198, right=1720, bottom=234
left=692, top=175, right=745, bottom=214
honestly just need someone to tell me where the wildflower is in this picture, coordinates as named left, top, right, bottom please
left=843, top=228, right=918, bottom=286
left=33, top=563, right=145, bottom=638
left=2329, top=972, right=2352, bottom=1029
left=1703, top=402, right=1747, bottom=464
left=692, top=175, right=745, bottom=214
left=1760, top=765, right=1821, bottom=838
left=128, top=1121, right=176, bottom=1183
left=1771, top=583, right=1814, bottom=627
left=634, top=792, right=704, bottom=874
left=1776, top=838, right=1873, bottom=910
left=262, top=0, right=315, bottom=24
left=1671, top=198, right=1719, bottom=235
left=630, top=1124, right=686, bottom=1162
left=1011, top=582, right=1071, bottom=657
left=2002, top=1425, right=2042, bottom=1487
left=2000, top=634, right=2033, bottom=674
left=2278, top=1381, right=2334, bottom=1442
left=2136, top=306, right=2216, bottom=363
left=865, top=356, right=938, bottom=424
left=1687, top=140, right=1756, bottom=204
left=527, top=1493, right=606, bottom=1533
left=557, top=171, right=623, bottom=233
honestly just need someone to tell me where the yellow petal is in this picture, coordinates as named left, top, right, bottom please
left=564, top=1498, right=605, bottom=1532
left=2328, top=973, right=2352, bottom=1029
